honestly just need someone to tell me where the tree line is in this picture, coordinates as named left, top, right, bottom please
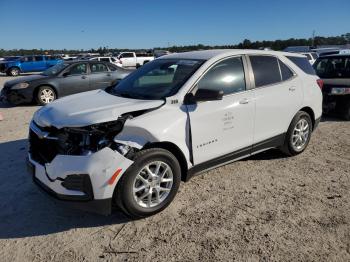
left=1, top=33, right=349, bottom=57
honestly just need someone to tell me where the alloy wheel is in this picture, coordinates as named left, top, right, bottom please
left=133, top=161, right=173, bottom=208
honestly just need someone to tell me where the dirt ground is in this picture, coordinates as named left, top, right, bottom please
left=0, top=74, right=349, bottom=262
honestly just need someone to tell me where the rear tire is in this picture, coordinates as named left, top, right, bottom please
left=115, top=148, right=181, bottom=218
left=36, top=86, right=56, bottom=105
left=281, top=111, right=313, bottom=156
left=8, top=67, right=20, bottom=76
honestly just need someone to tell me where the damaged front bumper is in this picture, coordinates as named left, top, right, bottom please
left=27, top=147, right=133, bottom=215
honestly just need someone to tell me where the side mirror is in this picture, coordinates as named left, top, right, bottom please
left=62, top=71, right=70, bottom=77
left=184, top=89, right=223, bottom=104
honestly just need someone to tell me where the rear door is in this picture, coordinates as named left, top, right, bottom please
left=187, top=56, right=255, bottom=165
left=88, top=62, right=113, bottom=90
left=248, top=55, right=303, bottom=145
left=57, top=63, right=90, bottom=96
left=33, top=56, right=46, bottom=71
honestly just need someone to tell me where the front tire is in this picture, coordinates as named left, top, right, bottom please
left=115, top=148, right=181, bottom=218
left=281, top=111, right=312, bottom=156
left=36, top=86, right=56, bottom=105
left=8, top=67, right=20, bottom=76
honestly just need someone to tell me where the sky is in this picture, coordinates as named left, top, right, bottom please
left=0, top=0, right=349, bottom=50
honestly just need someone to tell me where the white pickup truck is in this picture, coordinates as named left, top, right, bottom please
left=117, top=52, right=154, bottom=68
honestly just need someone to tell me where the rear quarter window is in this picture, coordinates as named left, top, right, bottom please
left=286, top=56, right=316, bottom=75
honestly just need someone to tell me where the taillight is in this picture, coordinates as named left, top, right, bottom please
left=316, top=79, right=324, bottom=90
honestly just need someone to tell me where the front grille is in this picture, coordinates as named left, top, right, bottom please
left=29, top=129, right=59, bottom=164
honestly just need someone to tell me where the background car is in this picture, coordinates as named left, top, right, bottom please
left=0, top=60, right=132, bottom=105
left=0, top=55, right=63, bottom=76
left=313, top=54, right=350, bottom=120
left=89, top=56, right=122, bottom=67
left=117, top=52, right=154, bottom=68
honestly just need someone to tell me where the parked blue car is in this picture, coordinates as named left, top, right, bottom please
left=0, top=55, right=63, bottom=76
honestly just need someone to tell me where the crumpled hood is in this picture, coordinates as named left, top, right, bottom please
left=33, top=89, right=164, bottom=128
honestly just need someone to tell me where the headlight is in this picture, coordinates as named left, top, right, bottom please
left=331, top=87, right=350, bottom=95
left=12, top=82, right=29, bottom=90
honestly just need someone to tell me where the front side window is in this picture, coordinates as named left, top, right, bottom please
left=250, top=56, right=281, bottom=87
left=197, top=57, right=246, bottom=95
left=90, top=63, right=108, bottom=73
left=22, top=56, right=34, bottom=62
left=110, top=59, right=204, bottom=100
left=34, top=56, right=43, bottom=61
left=68, top=63, right=87, bottom=75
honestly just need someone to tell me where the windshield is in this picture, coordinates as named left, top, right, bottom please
left=42, top=63, right=69, bottom=76
left=314, top=57, right=350, bottom=78
left=110, top=59, right=204, bottom=100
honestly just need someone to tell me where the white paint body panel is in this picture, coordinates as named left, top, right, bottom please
left=30, top=49, right=323, bottom=204
left=29, top=147, right=133, bottom=199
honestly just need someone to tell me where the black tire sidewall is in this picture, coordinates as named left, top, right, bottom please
left=36, top=86, right=56, bottom=105
left=9, top=67, right=19, bottom=76
left=286, top=111, right=312, bottom=155
left=117, top=148, right=181, bottom=218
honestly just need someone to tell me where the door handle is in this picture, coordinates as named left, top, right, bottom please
left=289, top=87, right=296, bottom=91
left=82, top=75, right=87, bottom=79
left=239, top=98, right=249, bottom=104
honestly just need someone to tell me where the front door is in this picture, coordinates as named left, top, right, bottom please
left=57, top=63, right=90, bottom=96
left=187, top=56, right=255, bottom=165
left=20, top=56, right=35, bottom=72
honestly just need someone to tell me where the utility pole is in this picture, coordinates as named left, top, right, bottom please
left=312, top=30, right=316, bottom=47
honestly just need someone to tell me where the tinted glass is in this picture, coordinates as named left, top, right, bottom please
left=287, top=56, right=316, bottom=75
left=23, top=56, right=34, bottom=62
left=250, top=56, right=281, bottom=87
left=43, top=63, right=69, bottom=76
left=108, top=64, right=118, bottom=71
left=121, top=53, right=134, bottom=58
left=278, top=59, right=294, bottom=81
left=100, top=58, right=110, bottom=62
left=314, top=57, right=350, bottom=78
left=311, top=53, right=318, bottom=59
left=111, top=59, right=204, bottom=100
left=90, top=63, right=108, bottom=73
left=197, top=57, right=246, bottom=95
left=34, top=56, right=43, bottom=61
left=69, top=63, right=87, bottom=74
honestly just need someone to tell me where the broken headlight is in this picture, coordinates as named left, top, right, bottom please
left=59, top=119, right=128, bottom=155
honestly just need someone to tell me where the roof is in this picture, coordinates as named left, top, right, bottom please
left=160, top=49, right=304, bottom=60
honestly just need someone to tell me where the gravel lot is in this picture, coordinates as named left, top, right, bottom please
left=0, top=74, right=349, bottom=262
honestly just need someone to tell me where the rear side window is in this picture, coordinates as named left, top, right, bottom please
left=90, top=63, right=108, bottom=73
left=197, top=57, right=246, bottom=95
left=100, top=58, right=110, bottom=62
left=120, top=53, right=134, bottom=58
left=278, top=59, right=294, bottom=81
left=250, top=56, right=281, bottom=87
left=34, top=56, right=43, bottom=61
left=286, top=56, right=316, bottom=75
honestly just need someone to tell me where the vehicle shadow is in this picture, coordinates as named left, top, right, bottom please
left=244, top=148, right=288, bottom=161
left=0, top=139, right=131, bottom=239
left=321, top=114, right=346, bottom=122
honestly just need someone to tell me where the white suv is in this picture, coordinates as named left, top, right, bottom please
left=27, top=50, right=322, bottom=218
